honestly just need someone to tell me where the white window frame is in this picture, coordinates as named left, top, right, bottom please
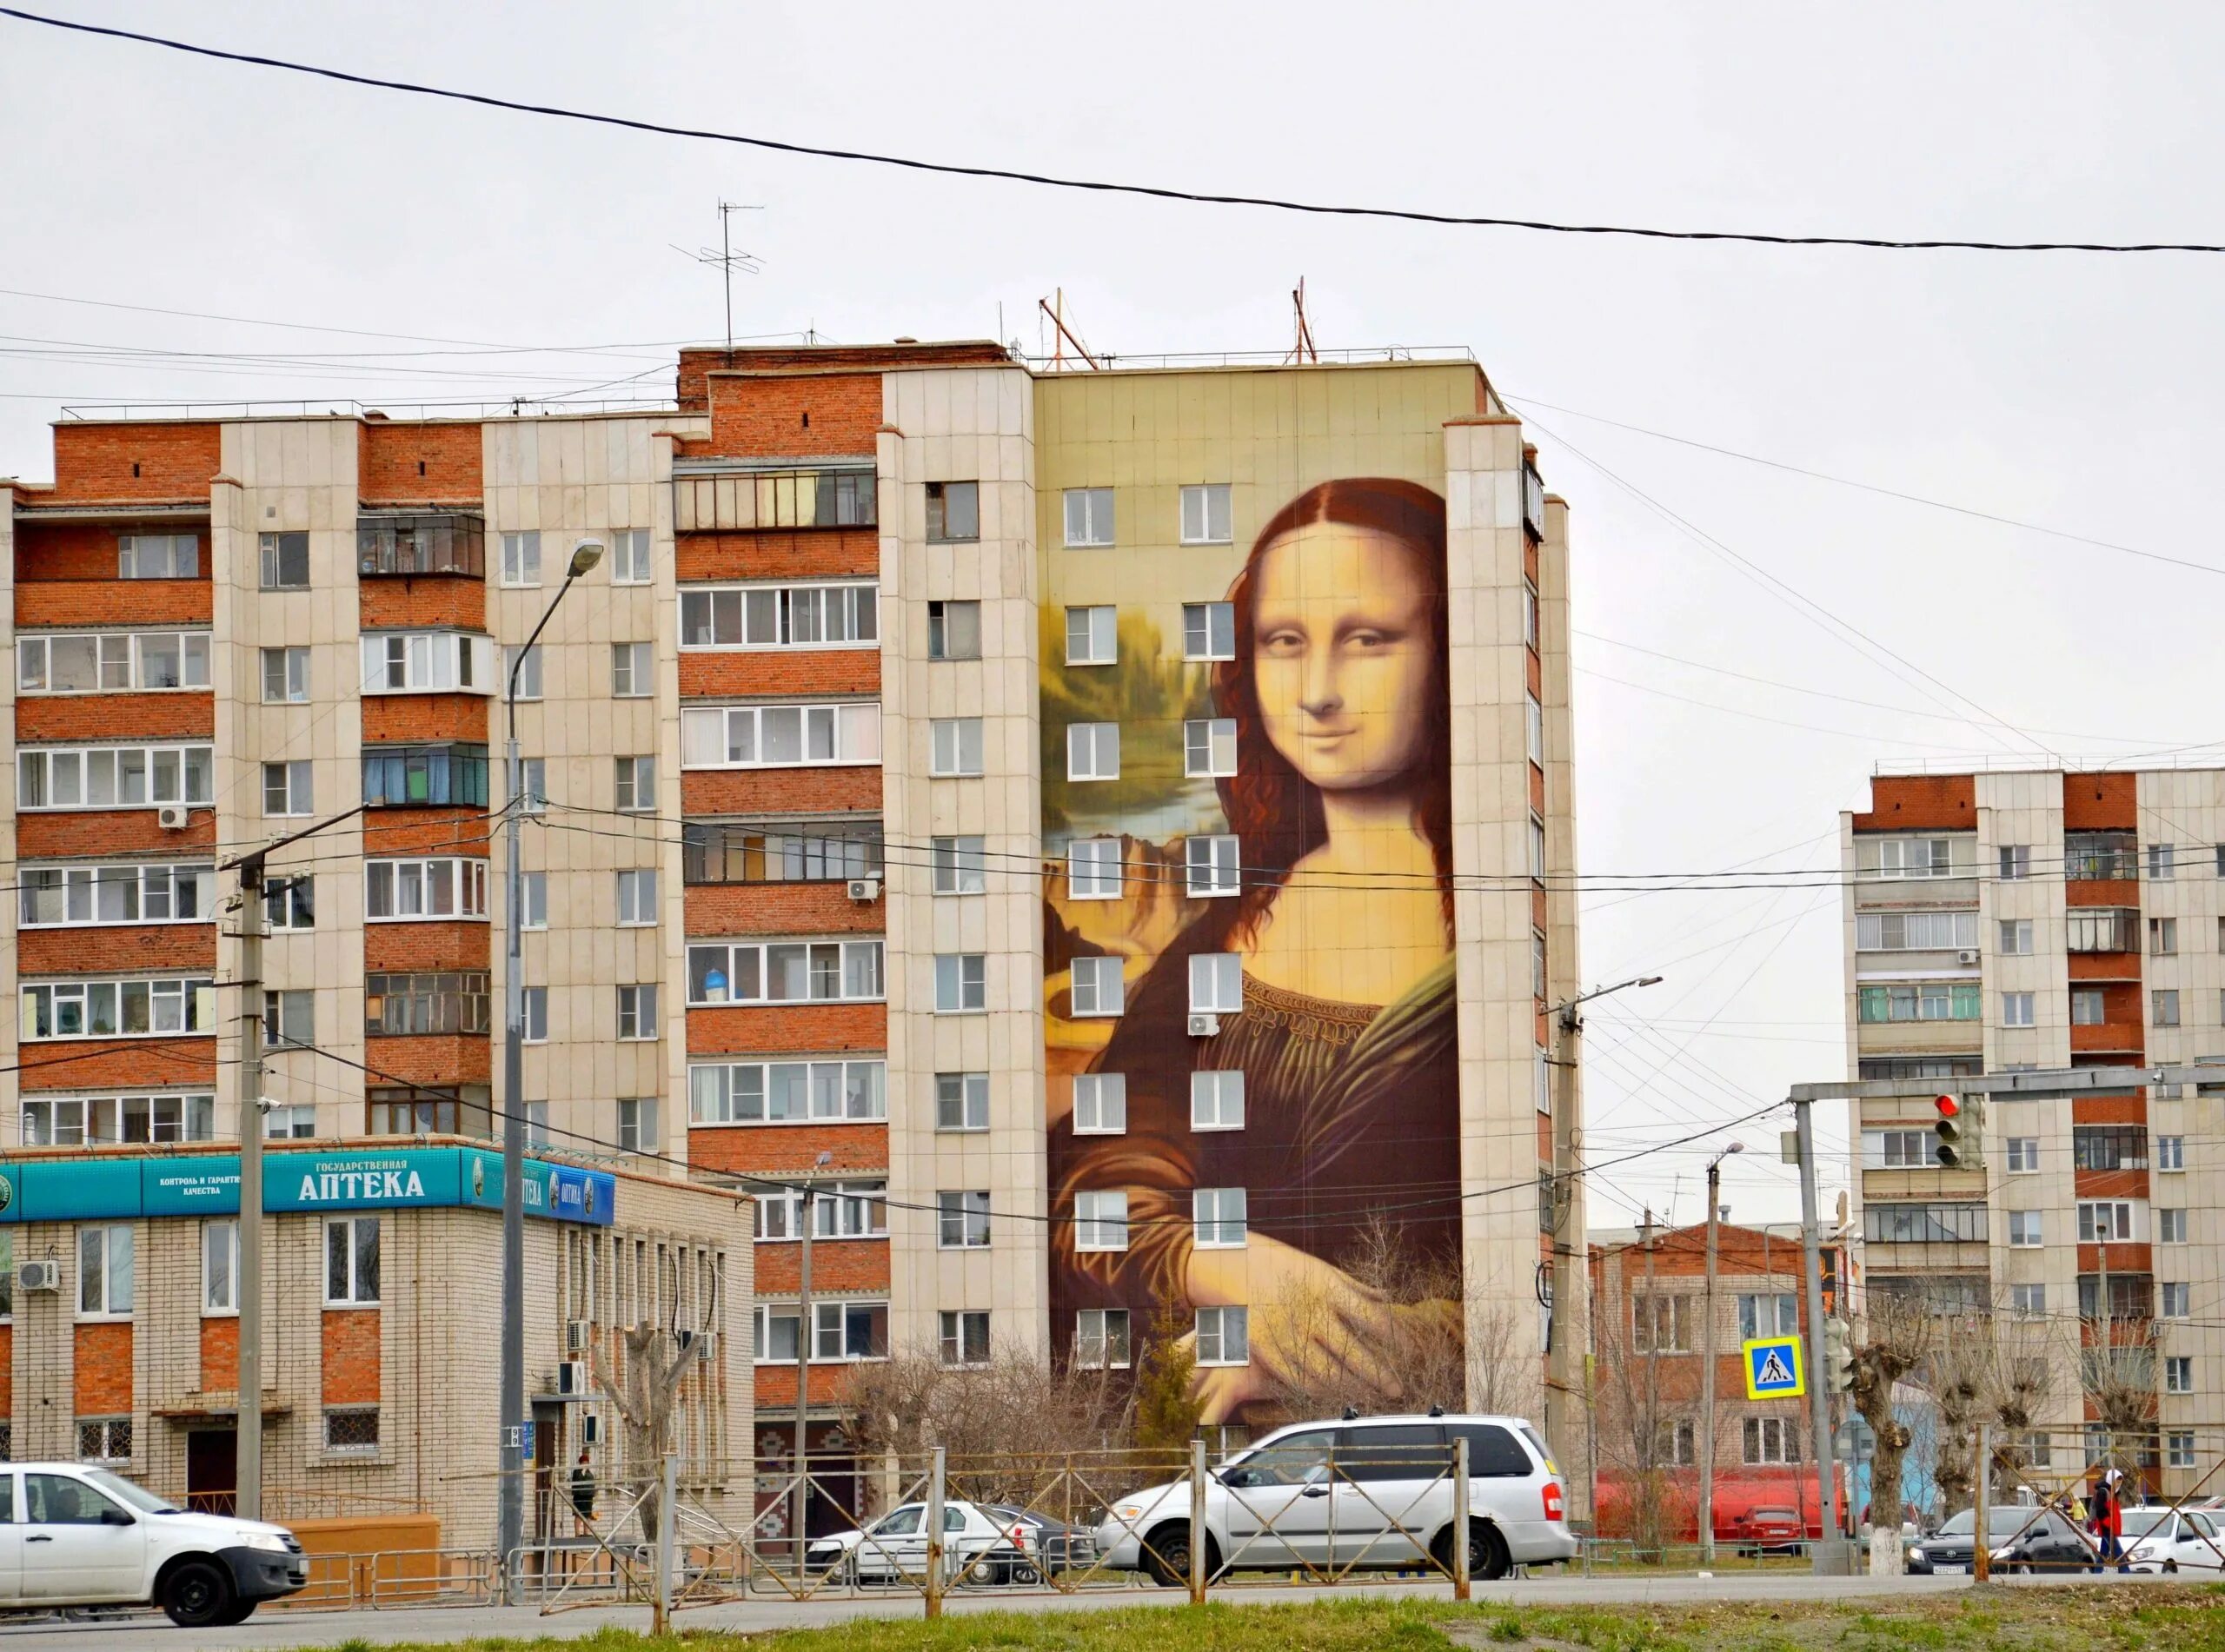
left=681, top=703, right=883, bottom=771
left=931, top=836, right=986, bottom=895
left=365, top=858, right=489, bottom=921
left=1073, top=1072, right=1126, bottom=1134
left=1075, top=1307, right=1131, bottom=1370
left=1195, top=1304, right=1248, bottom=1366
left=933, top=953, right=986, bottom=1014
left=1063, top=487, right=1115, bottom=548
left=17, top=631, right=212, bottom=694
left=615, top=868, right=658, bottom=926
left=18, top=863, right=215, bottom=928
left=1179, top=483, right=1232, bottom=546
left=2007, top=1210, right=2042, bottom=1248
left=77, top=1223, right=134, bottom=1318
left=2010, top=1283, right=2047, bottom=1316
left=522, top=986, right=548, bottom=1045
left=21, top=978, right=216, bottom=1041
left=2006, top=1137, right=2041, bottom=1173
left=934, top=1071, right=989, bottom=1132
left=687, top=939, right=888, bottom=1006
left=500, top=530, right=541, bottom=588
left=263, top=760, right=313, bottom=818
left=2167, top=1357, right=2194, bottom=1395
left=203, top=1220, right=238, bottom=1315
left=1193, top=1187, right=1247, bottom=1249
left=615, top=984, right=660, bottom=1041
left=1069, top=955, right=1125, bottom=1017
left=502, top=643, right=541, bottom=701
left=117, top=532, right=198, bottom=579
left=612, top=641, right=654, bottom=698
left=1998, top=845, right=2031, bottom=879
left=611, top=527, right=653, bottom=586
left=1066, top=722, right=1119, bottom=781
left=1525, top=694, right=1545, bottom=766
left=616, top=1097, right=657, bottom=1154
left=1186, top=835, right=1239, bottom=898
left=1182, top=601, right=1235, bottom=661
left=22, top=1092, right=214, bottom=1146
left=614, top=756, right=657, bottom=813
left=2076, top=1200, right=2137, bottom=1244
left=1998, top=919, right=2034, bottom=956
left=690, top=1058, right=887, bottom=1125
left=18, top=744, right=215, bottom=811
left=2002, top=992, right=2036, bottom=1028
left=1191, top=1070, right=1245, bottom=1131
left=928, top=717, right=984, bottom=778
left=1189, top=952, right=1242, bottom=1014
left=1074, top=1190, right=1129, bottom=1253
left=2159, top=1208, right=2188, bottom=1244
left=263, top=876, right=315, bottom=932
left=2155, top=988, right=2182, bottom=1027
left=324, top=1215, right=381, bottom=1306
left=2158, top=1134, right=2185, bottom=1171
left=678, top=582, right=879, bottom=650
left=1743, top=1416, right=1800, bottom=1466
left=1065, top=605, right=1117, bottom=665
left=361, top=632, right=492, bottom=696
left=940, top=1310, right=992, bottom=1368
left=521, top=872, right=548, bottom=931
left=2162, top=1282, right=2192, bottom=1318
left=927, top=598, right=980, bottom=661
left=1183, top=718, right=1237, bottom=779
left=937, top=1191, right=992, bottom=1250
left=1068, top=838, right=1122, bottom=900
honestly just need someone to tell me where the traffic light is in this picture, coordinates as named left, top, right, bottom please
left=1931, top=1093, right=1984, bottom=1173
left=1823, top=1316, right=1855, bottom=1394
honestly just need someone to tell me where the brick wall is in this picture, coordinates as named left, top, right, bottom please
left=2063, top=771, right=2138, bottom=831
left=1852, top=774, right=1976, bottom=832
left=322, top=1309, right=382, bottom=1404
left=0, top=1327, right=11, bottom=1412
left=16, top=521, right=209, bottom=581
left=49, top=423, right=221, bottom=502
left=359, top=577, right=488, bottom=631
left=753, top=1361, right=853, bottom=1408
left=358, top=421, right=483, bottom=506
left=362, top=693, right=489, bottom=745
left=675, top=528, right=880, bottom=582
left=74, top=1320, right=133, bottom=1414
left=684, top=882, right=881, bottom=937
left=676, top=342, right=1006, bottom=409
left=19, top=1038, right=217, bottom=1092
left=680, top=652, right=879, bottom=698
left=694, top=371, right=882, bottom=460
left=688, top=1121, right=887, bottom=1176
left=19, top=810, right=216, bottom=857
left=752, top=1239, right=888, bottom=1295
left=17, top=691, right=216, bottom=743
left=17, top=581, right=212, bottom=628
left=683, top=768, right=882, bottom=817
left=685, top=1004, right=887, bottom=1055
left=362, top=1033, right=494, bottom=1087
left=364, top=807, right=493, bottom=858
left=19, top=926, right=215, bottom=975
left=199, top=1315, right=238, bottom=1394
left=365, top=919, right=491, bottom=972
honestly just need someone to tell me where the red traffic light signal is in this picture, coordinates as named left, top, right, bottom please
left=1934, top=1094, right=1967, bottom=1166
left=1934, top=1094, right=1960, bottom=1120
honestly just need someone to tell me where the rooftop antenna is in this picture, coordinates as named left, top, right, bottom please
left=1039, top=289, right=1101, bottom=371
left=1287, top=276, right=1319, bottom=364
left=671, top=201, right=765, bottom=362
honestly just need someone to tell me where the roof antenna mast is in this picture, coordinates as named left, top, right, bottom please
left=672, top=201, right=764, bottom=363
left=1287, top=277, right=1319, bottom=364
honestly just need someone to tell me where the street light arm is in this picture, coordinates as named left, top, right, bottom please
left=1550, top=973, right=1664, bottom=1029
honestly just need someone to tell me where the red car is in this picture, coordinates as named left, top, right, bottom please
left=1728, top=1506, right=1807, bottom=1556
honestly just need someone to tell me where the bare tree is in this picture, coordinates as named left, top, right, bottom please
left=2081, top=1292, right=2160, bottom=1481
left=1850, top=1285, right=1931, bottom=1531
left=1589, top=1285, right=1698, bottom=1556
left=589, top=1322, right=704, bottom=1554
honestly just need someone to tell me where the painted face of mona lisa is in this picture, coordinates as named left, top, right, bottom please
left=1249, top=521, right=1438, bottom=793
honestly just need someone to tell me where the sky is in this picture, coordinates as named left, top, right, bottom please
left=3, top=2, right=2223, bottom=1231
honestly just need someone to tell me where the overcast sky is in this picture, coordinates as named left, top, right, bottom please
left=5, top=2, right=2222, bottom=1231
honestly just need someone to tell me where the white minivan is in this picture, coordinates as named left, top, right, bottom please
left=0, top=1463, right=309, bottom=1627
left=1095, top=1413, right=1577, bottom=1584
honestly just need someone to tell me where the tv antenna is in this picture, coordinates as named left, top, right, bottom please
left=1038, top=289, right=1100, bottom=371
left=672, top=201, right=765, bottom=361
left=1285, top=276, right=1319, bottom=364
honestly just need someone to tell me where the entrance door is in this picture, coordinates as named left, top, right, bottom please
left=531, top=1402, right=561, bottom=1543
left=186, top=1429, right=238, bottom=1516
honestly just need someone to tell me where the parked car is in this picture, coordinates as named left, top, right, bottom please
left=1727, top=1506, right=1806, bottom=1557
left=1905, top=1507, right=2050, bottom=1575
left=0, top=1463, right=308, bottom=1628
left=2123, top=1507, right=2225, bottom=1574
left=1986, top=1509, right=2096, bottom=1573
left=1093, top=1413, right=1577, bottom=1587
left=990, top=1505, right=1097, bottom=1574
left=803, top=1500, right=1035, bottom=1586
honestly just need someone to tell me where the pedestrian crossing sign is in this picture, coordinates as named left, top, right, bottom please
left=1743, top=1336, right=1805, bottom=1400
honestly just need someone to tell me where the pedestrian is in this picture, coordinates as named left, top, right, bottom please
left=2090, top=1470, right=2126, bottom=1573
left=569, top=1449, right=597, bottom=1536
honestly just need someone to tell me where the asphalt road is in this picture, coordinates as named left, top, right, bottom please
left=0, top=1570, right=2145, bottom=1650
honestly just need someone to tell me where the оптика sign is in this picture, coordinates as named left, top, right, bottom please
left=0, top=1146, right=616, bottom=1226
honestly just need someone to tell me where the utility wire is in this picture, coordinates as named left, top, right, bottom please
left=6, top=7, right=2225, bottom=257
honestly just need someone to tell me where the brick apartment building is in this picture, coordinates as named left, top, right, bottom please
left=1588, top=1220, right=1845, bottom=1542
left=1, top=338, right=1585, bottom=1537
left=1842, top=766, right=2225, bottom=1497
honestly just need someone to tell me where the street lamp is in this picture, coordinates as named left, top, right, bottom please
left=1699, top=1138, right=1745, bottom=1562
left=498, top=536, right=602, bottom=1598
left=1542, top=972, right=1663, bottom=1516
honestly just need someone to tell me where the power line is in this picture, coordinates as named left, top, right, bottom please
left=5, top=6, right=2223, bottom=257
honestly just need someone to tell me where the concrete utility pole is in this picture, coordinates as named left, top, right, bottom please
left=792, top=1148, right=832, bottom=1565
left=1698, top=1141, right=1743, bottom=1564
left=500, top=538, right=601, bottom=1599
left=233, top=853, right=265, bottom=1522
left=1795, top=1096, right=1845, bottom=1572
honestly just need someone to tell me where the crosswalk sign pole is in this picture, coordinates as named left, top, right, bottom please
left=1796, top=1094, right=1848, bottom=1574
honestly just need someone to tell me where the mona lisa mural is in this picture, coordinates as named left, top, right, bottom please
left=1033, top=362, right=1566, bottom=1430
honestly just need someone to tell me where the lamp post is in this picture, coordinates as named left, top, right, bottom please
left=1698, top=1139, right=1744, bottom=1564
left=498, top=537, right=601, bottom=1598
left=1544, top=972, right=1663, bottom=1491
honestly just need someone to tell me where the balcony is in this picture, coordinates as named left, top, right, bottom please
left=357, top=513, right=486, bottom=578
left=362, top=744, right=488, bottom=808
left=672, top=466, right=877, bottom=534
left=2066, top=833, right=2137, bottom=882
left=2069, top=908, right=2140, bottom=953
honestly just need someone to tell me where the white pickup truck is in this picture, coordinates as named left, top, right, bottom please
left=0, top=1463, right=309, bottom=1627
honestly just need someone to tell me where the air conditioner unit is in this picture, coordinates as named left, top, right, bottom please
left=556, top=1360, right=591, bottom=1397
left=17, top=1260, right=60, bottom=1293
left=846, top=878, right=880, bottom=903
left=698, top=1330, right=719, bottom=1363
left=1187, top=1013, right=1220, bottom=1038
left=156, top=805, right=190, bottom=830
left=1956, top=949, right=1981, bottom=965
left=674, top=1327, right=698, bottom=1357
left=565, top=1319, right=592, bottom=1355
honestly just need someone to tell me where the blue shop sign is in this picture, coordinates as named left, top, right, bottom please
left=0, top=1147, right=614, bottom=1226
